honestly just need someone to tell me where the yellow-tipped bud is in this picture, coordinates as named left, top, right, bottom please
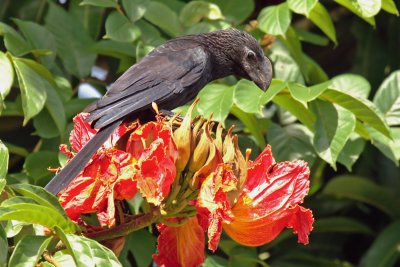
left=188, top=121, right=211, bottom=173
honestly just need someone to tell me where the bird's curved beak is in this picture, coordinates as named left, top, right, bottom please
left=251, top=56, right=273, bottom=91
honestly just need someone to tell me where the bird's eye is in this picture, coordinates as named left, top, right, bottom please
left=246, top=50, right=256, bottom=60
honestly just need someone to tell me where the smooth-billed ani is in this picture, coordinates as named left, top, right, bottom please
left=45, top=28, right=273, bottom=194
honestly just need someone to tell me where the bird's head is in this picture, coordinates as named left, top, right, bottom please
left=230, top=30, right=273, bottom=91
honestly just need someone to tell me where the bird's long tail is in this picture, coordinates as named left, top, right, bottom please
left=45, top=119, right=122, bottom=195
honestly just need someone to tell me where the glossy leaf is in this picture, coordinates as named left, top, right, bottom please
left=0, top=51, right=13, bottom=100
left=80, top=0, right=117, bottom=8
left=229, top=246, right=259, bottom=267
left=203, top=256, right=229, bottom=267
left=270, top=46, right=304, bottom=83
left=122, top=0, right=147, bottom=22
left=104, top=11, right=141, bottom=42
left=143, top=2, right=182, bottom=37
left=382, top=0, right=399, bottom=15
left=373, top=70, right=400, bottom=126
left=366, top=127, right=400, bottom=165
left=258, top=3, right=292, bottom=36
left=0, top=22, right=31, bottom=56
left=23, top=151, right=59, bottom=182
left=323, top=175, right=400, bottom=218
left=180, top=1, right=224, bottom=27
left=8, top=235, right=52, bottom=267
left=45, top=3, right=96, bottom=78
left=287, top=0, right=318, bottom=16
left=362, top=221, right=400, bottom=267
left=331, top=73, right=371, bottom=99
left=0, top=225, right=6, bottom=265
left=309, top=3, right=337, bottom=44
left=288, top=81, right=331, bottom=102
left=12, top=57, right=47, bottom=125
left=356, top=0, right=382, bottom=17
left=334, top=0, right=375, bottom=25
left=337, top=134, right=366, bottom=171
left=197, top=83, right=234, bottom=124
left=205, top=0, right=254, bottom=24
left=121, top=230, right=156, bottom=267
left=320, top=88, right=391, bottom=138
left=311, top=101, right=355, bottom=169
left=268, top=123, right=316, bottom=165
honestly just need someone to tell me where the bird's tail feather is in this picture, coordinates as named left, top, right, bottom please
left=45, top=119, right=122, bottom=195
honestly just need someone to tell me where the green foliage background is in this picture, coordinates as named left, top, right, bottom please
left=0, top=0, right=400, bottom=266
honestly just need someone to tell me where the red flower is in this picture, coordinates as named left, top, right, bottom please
left=153, top=217, right=205, bottom=267
left=198, top=146, right=314, bottom=248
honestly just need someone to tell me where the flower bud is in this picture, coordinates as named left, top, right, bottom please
left=188, top=121, right=211, bottom=173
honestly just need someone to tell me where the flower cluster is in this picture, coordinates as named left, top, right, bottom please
left=57, top=102, right=314, bottom=266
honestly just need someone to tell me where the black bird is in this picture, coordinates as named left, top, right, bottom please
left=45, top=28, right=273, bottom=195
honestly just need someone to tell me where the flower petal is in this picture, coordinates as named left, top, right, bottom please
left=70, top=113, right=98, bottom=152
left=287, top=206, right=314, bottom=244
left=153, top=217, right=205, bottom=267
left=223, top=159, right=313, bottom=246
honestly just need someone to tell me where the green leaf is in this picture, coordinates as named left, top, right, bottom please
left=197, top=83, right=234, bottom=125
left=269, top=45, right=304, bottom=84
left=314, top=217, right=374, bottom=235
left=122, top=230, right=156, bottom=267
left=12, top=57, right=47, bottom=125
left=273, top=92, right=315, bottom=130
left=0, top=203, right=77, bottom=233
left=122, top=0, right=147, bottom=22
left=0, top=225, right=6, bottom=266
left=23, top=151, right=60, bottom=182
left=311, top=101, right=356, bottom=169
left=85, top=236, right=122, bottom=267
left=205, top=0, right=254, bottom=24
left=0, top=22, right=31, bottom=56
left=233, top=79, right=285, bottom=114
left=309, top=3, right=337, bottom=44
left=0, top=51, right=13, bottom=100
left=95, top=39, right=137, bottom=58
left=373, top=70, right=400, bottom=126
left=331, top=73, right=371, bottom=99
left=33, top=108, right=60, bottom=138
left=13, top=19, right=57, bottom=69
left=287, top=0, right=318, bottom=16
left=288, top=81, right=331, bottom=102
left=203, top=256, right=229, bottom=267
left=80, top=0, right=117, bottom=7
left=104, top=11, right=141, bottom=42
left=367, top=127, right=400, bottom=165
left=10, top=183, right=68, bottom=218
left=334, top=0, right=376, bottom=25
left=320, top=88, right=391, bottom=138
left=356, top=0, right=382, bottom=17
left=180, top=1, right=224, bottom=27
left=0, top=141, right=8, bottom=181
left=267, top=123, right=316, bottom=165
left=382, top=0, right=399, bottom=15
left=337, top=134, right=366, bottom=171
left=362, top=221, right=400, bottom=267
left=322, top=175, right=400, bottom=218
left=258, top=3, right=292, bottom=36
left=296, top=29, right=329, bottom=46
left=9, top=235, right=52, bottom=267
left=45, top=2, right=96, bottom=78
left=229, top=246, right=264, bottom=267
left=143, top=1, right=182, bottom=37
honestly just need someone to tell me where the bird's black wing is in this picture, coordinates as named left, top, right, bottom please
left=87, top=38, right=210, bottom=129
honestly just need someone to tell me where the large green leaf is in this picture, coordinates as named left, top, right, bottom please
left=258, top=3, right=292, bottom=36
left=104, top=11, right=141, bottom=42
left=203, top=256, right=229, bottom=267
left=267, top=123, right=316, bottom=165
left=366, top=126, right=400, bottom=165
left=269, top=45, right=304, bottom=84
left=0, top=225, right=6, bottom=266
left=320, top=88, right=391, bottom=138
left=0, top=22, right=31, bottom=56
left=8, top=235, right=52, bottom=267
left=287, top=0, right=318, bottom=16
left=45, top=3, right=96, bottom=78
left=309, top=3, right=337, bottom=44
left=288, top=81, right=331, bottom=102
left=356, top=0, right=382, bottom=17
left=233, top=79, right=286, bottom=114
left=13, top=19, right=56, bottom=69
left=311, top=101, right=355, bottom=169
left=0, top=51, right=13, bottom=101
left=0, top=203, right=77, bottom=233
left=122, top=0, right=147, bottom=22
left=373, top=70, right=400, bottom=126
left=205, top=0, right=254, bottom=24
left=143, top=1, right=182, bottom=37
left=197, top=83, right=234, bottom=124
left=334, top=0, right=375, bottom=25
left=120, top=230, right=156, bottom=267
left=23, top=151, right=59, bottom=182
left=361, top=221, right=400, bottom=267
left=323, top=175, right=400, bottom=218
left=12, top=57, right=47, bottom=125
left=180, top=1, right=224, bottom=27
left=331, top=73, right=371, bottom=99
left=314, top=217, right=374, bottom=235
